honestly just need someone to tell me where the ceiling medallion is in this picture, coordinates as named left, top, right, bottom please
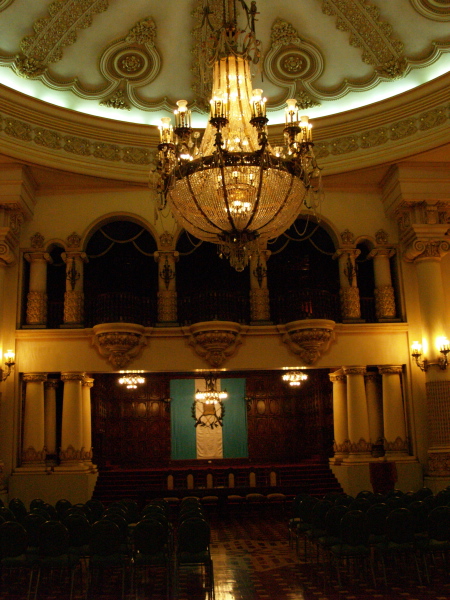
left=280, top=319, right=336, bottom=365
left=156, top=0, right=322, bottom=272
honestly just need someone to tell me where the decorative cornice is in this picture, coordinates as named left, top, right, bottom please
left=91, top=322, right=147, bottom=369
left=23, top=372, right=48, bottom=383
left=280, top=319, right=335, bottom=365
left=187, top=321, right=243, bottom=368
left=378, top=365, right=403, bottom=375
left=61, top=372, right=85, bottom=382
left=342, top=366, right=367, bottom=376
left=410, top=0, right=450, bottom=21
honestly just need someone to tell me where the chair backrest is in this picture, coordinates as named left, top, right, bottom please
left=84, top=499, right=104, bottom=522
left=324, top=505, right=348, bottom=538
left=413, top=487, right=433, bottom=501
left=133, top=519, right=167, bottom=555
left=408, top=500, right=428, bottom=534
left=310, top=500, right=333, bottom=527
left=298, top=496, right=318, bottom=522
left=178, top=518, right=210, bottom=554
left=385, top=508, right=415, bottom=544
left=63, top=513, right=92, bottom=547
left=349, top=497, right=371, bottom=512
left=101, top=513, right=128, bottom=541
left=340, top=510, right=369, bottom=546
left=23, top=513, right=47, bottom=547
left=427, top=506, right=450, bottom=541
left=0, top=507, right=16, bottom=522
left=89, top=520, right=122, bottom=556
left=0, top=521, right=28, bottom=557
left=38, top=521, right=70, bottom=557
left=334, top=495, right=354, bottom=508
left=366, top=503, right=389, bottom=536
left=8, top=498, right=27, bottom=522
left=55, top=499, right=72, bottom=519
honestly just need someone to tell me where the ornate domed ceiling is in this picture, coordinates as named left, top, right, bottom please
left=0, top=0, right=449, bottom=127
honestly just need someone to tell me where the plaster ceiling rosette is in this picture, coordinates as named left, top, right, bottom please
left=280, top=319, right=336, bottom=365
left=92, top=322, right=147, bottom=370
left=187, top=321, right=244, bottom=368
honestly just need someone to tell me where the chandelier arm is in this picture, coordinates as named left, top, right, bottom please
left=217, top=148, right=238, bottom=232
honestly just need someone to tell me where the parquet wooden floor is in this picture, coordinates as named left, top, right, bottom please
left=1, top=510, right=450, bottom=599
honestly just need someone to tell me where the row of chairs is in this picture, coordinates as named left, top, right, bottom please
left=289, top=487, right=450, bottom=589
left=0, top=495, right=214, bottom=599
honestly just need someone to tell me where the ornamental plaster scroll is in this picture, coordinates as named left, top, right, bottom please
left=263, top=20, right=323, bottom=110
left=0, top=0, right=14, bottom=12
left=322, top=0, right=406, bottom=79
left=0, top=221, right=22, bottom=265
left=187, top=321, right=244, bottom=368
left=15, top=0, right=109, bottom=78
left=410, top=0, right=450, bottom=21
left=280, top=319, right=335, bottom=365
left=403, top=238, right=450, bottom=262
left=91, top=322, right=147, bottom=370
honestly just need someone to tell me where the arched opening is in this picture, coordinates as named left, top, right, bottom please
left=176, top=233, right=250, bottom=324
left=268, top=217, right=340, bottom=323
left=47, top=244, right=66, bottom=328
left=84, top=220, right=158, bottom=326
left=356, top=240, right=376, bottom=322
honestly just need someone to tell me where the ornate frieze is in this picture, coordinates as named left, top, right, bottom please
left=281, top=319, right=335, bottom=365
left=23, top=372, right=48, bottom=383
left=59, top=445, right=85, bottom=462
left=374, top=285, right=396, bottom=320
left=22, top=445, right=47, bottom=463
left=250, top=288, right=270, bottom=322
left=347, top=438, right=372, bottom=453
left=92, top=322, right=147, bottom=369
left=26, top=291, right=48, bottom=325
left=187, top=321, right=243, bottom=368
left=157, top=290, right=177, bottom=323
left=384, top=436, right=409, bottom=453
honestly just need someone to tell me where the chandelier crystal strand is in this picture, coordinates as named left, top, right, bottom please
left=155, top=0, right=322, bottom=272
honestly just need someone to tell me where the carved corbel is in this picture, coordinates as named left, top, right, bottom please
left=91, top=323, right=147, bottom=370
left=280, top=319, right=335, bottom=365
left=187, top=321, right=243, bottom=367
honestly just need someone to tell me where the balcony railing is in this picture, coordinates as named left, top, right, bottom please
left=84, top=293, right=157, bottom=327
left=271, top=289, right=341, bottom=324
left=178, top=291, right=250, bottom=325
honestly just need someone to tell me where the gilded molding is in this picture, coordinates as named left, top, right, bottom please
left=384, top=436, right=409, bottom=453
left=343, top=366, right=366, bottom=376
left=22, top=446, right=47, bottom=463
left=157, top=290, right=177, bottom=323
left=340, top=287, right=361, bottom=320
left=329, top=372, right=346, bottom=383
left=378, top=365, right=403, bottom=375
left=0, top=0, right=14, bottom=12
left=59, top=445, right=85, bottom=461
left=26, top=291, right=48, bottom=325
left=64, top=290, right=84, bottom=323
left=23, top=372, right=48, bottom=383
left=250, top=288, right=270, bottom=322
left=61, top=372, right=85, bottom=382
left=410, top=0, right=450, bottom=21
left=348, top=438, right=372, bottom=453
left=281, top=319, right=335, bottom=365
left=187, top=321, right=243, bottom=368
left=374, top=285, right=396, bottom=320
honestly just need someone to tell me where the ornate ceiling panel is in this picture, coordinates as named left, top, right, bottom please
left=0, top=0, right=449, bottom=127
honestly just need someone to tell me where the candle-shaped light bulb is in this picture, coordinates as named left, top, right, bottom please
left=174, top=99, right=191, bottom=128
left=300, top=115, right=311, bottom=142
left=4, top=349, right=14, bottom=364
left=159, top=117, right=173, bottom=143
left=411, top=341, right=422, bottom=355
left=285, top=98, right=298, bottom=125
left=251, top=89, right=266, bottom=118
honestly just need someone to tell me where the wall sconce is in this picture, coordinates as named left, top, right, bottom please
left=1, top=350, right=15, bottom=381
left=411, top=340, right=449, bottom=371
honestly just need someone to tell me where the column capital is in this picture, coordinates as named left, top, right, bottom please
left=44, top=379, right=59, bottom=390
left=23, top=372, right=48, bottom=383
left=24, top=251, right=52, bottom=264
left=342, top=366, right=367, bottom=376
left=332, top=247, right=361, bottom=261
left=403, top=236, right=450, bottom=263
left=61, top=251, right=88, bottom=263
left=61, top=372, right=85, bottom=382
left=364, top=372, right=379, bottom=384
left=378, top=365, right=403, bottom=375
left=329, top=372, right=346, bottom=383
left=82, top=377, right=94, bottom=388
left=368, top=247, right=396, bottom=260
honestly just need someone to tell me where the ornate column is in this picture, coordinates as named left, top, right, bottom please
left=44, top=379, right=59, bottom=459
left=249, top=251, right=271, bottom=322
left=154, top=250, right=178, bottom=324
left=81, top=377, right=96, bottom=470
left=342, top=366, right=371, bottom=460
left=333, top=230, right=362, bottom=321
left=368, top=230, right=397, bottom=321
left=62, top=247, right=87, bottom=327
left=329, top=370, right=349, bottom=464
left=24, top=246, right=51, bottom=327
left=378, top=365, right=408, bottom=456
left=58, top=372, right=89, bottom=471
left=364, top=372, right=384, bottom=456
left=22, top=373, right=48, bottom=469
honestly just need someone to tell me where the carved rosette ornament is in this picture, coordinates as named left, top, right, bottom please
left=340, top=287, right=361, bottom=320
left=250, top=288, right=270, bottom=322
left=92, top=323, right=147, bottom=369
left=64, top=290, right=83, bottom=323
left=157, top=290, right=177, bottom=322
left=26, top=291, right=47, bottom=325
left=374, top=285, right=396, bottom=319
left=187, top=321, right=243, bottom=367
left=281, top=319, right=335, bottom=365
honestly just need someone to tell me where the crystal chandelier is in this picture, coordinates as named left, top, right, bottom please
left=156, top=0, right=322, bottom=271
left=118, top=371, right=146, bottom=389
left=195, top=373, right=228, bottom=404
left=282, top=371, right=308, bottom=387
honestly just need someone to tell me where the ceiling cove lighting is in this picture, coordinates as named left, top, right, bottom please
left=155, top=0, right=322, bottom=272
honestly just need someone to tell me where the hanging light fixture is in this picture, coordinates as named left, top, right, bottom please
left=118, top=371, right=146, bottom=389
left=195, top=372, right=228, bottom=404
left=282, top=370, right=308, bottom=387
left=156, top=0, right=322, bottom=272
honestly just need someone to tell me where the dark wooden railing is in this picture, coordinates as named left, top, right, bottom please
left=84, top=293, right=157, bottom=327
left=271, top=289, right=341, bottom=324
left=178, top=291, right=250, bottom=325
